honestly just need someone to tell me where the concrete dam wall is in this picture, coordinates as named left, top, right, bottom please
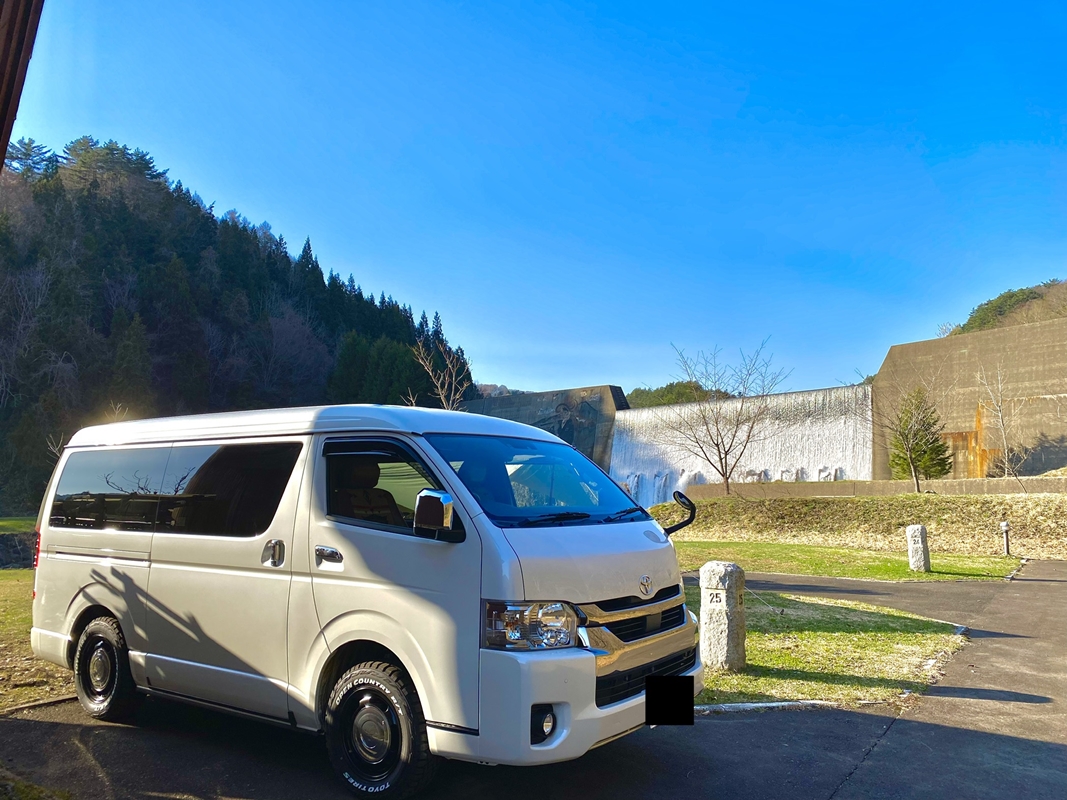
left=609, top=385, right=873, bottom=507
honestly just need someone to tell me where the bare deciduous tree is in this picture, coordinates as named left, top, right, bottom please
left=936, top=322, right=957, bottom=338
left=0, top=265, right=52, bottom=407
left=103, top=273, right=138, bottom=315
left=46, top=433, right=67, bottom=465
left=411, top=339, right=472, bottom=411
left=106, top=401, right=130, bottom=423
left=249, top=303, right=330, bottom=404
left=976, top=362, right=1031, bottom=478
left=654, top=340, right=789, bottom=495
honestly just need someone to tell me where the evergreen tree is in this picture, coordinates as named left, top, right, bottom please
left=888, top=387, right=953, bottom=490
left=4, top=137, right=54, bottom=176
left=110, top=312, right=154, bottom=415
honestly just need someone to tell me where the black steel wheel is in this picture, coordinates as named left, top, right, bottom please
left=73, top=616, right=140, bottom=721
left=325, top=660, right=436, bottom=798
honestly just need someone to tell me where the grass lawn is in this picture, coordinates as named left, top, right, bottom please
left=0, top=570, right=73, bottom=710
left=0, top=766, right=70, bottom=800
left=675, top=540, right=1019, bottom=582
left=0, top=516, right=35, bottom=534
left=687, top=584, right=965, bottom=707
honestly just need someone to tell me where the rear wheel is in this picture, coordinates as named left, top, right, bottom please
left=325, top=660, right=436, bottom=798
left=73, top=616, right=140, bottom=722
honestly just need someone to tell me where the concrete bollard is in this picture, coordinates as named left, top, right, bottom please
left=906, top=524, right=931, bottom=572
left=699, top=561, right=746, bottom=672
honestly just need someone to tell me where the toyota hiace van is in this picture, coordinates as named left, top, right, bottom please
left=31, top=405, right=701, bottom=797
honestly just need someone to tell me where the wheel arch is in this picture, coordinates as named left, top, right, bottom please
left=66, top=603, right=119, bottom=668
left=315, top=639, right=412, bottom=725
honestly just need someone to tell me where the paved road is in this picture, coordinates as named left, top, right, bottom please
left=2, top=561, right=1064, bottom=799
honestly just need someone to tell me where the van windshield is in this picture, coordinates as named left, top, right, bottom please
left=425, top=434, right=650, bottom=528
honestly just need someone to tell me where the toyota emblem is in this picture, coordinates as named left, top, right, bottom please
left=639, top=575, right=653, bottom=596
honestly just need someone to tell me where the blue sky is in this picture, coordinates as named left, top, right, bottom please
left=13, top=1, right=1067, bottom=392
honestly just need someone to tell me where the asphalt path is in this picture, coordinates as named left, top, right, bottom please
left=2, top=561, right=1064, bottom=799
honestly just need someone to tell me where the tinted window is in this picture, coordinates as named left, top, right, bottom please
left=326, top=441, right=447, bottom=532
left=50, top=447, right=170, bottom=531
left=155, top=442, right=302, bottom=537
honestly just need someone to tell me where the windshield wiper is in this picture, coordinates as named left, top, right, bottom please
left=600, top=506, right=646, bottom=523
left=517, top=512, right=592, bottom=527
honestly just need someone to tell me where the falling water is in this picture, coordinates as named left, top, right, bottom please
left=609, top=384, right=873, bottom=507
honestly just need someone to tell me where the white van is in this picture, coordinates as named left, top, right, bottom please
left=30, top=405, right=701, bottom=798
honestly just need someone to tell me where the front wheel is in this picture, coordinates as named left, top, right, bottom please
left=73, top=616, right=140, bottom=721
left=325, top=660, right=437, bottom=798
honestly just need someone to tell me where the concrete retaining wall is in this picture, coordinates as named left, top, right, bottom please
left=687, top=475, right=1067, bottom=500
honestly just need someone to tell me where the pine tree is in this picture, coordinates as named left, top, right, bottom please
left=888, top=387, right=953, bottom=490
left=4, top=138, right=53, bottom=176
left=110, top=313, right=154, bottom=415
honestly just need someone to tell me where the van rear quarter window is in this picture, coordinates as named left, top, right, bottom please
left=156, top=442, right=302, bottom=536
left=50, top=447, right=170, bottom=530
left=50, top=442, right=301, bottom=536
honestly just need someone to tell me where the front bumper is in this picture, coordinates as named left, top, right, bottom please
left=429, top=605, right=701, bottom=766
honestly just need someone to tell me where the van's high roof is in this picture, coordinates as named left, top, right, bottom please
left=67, top=405, right=561, bottom=448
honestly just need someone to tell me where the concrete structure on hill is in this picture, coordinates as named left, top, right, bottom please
left=872, top=316, right=1067, bottom=479
left=460, top=385, right=628, bottom=470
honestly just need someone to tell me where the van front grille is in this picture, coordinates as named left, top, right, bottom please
left=602, top=604, right=687, bottom=643
left=595, top=648, right=697, bottom=708
left=595, top=585, right=681, bottom=613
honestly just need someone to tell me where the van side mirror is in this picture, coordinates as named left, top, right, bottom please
left=663, top=491, right=697, bottom=537
left=414, top=489, right=463, bottom=543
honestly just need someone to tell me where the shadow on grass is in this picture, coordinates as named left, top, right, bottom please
left=703, top=666, right=1049, bottom=705
left=742, top=595, right=960, bottom=636
left=714, top=664, right=930, bottom=695
left=744, top=578, right=886, bottom=597
left=684, top=585, right=960, bottom=636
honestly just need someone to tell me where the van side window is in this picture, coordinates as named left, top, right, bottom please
left=325, top=441, right=455, bottom=533
left=155, top=442, right=302, bottom=537
left=50, top=447, right=171, bottom=530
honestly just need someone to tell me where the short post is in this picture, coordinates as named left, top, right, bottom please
left=699, top=561, right=746, bottom=672
left=1000, top=521, right=1011, bottom=557
left=906, top=524, right=931, bottom=572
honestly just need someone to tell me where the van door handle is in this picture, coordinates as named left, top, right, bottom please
left=315, top=545, right=343, bottom=563
left=266, top=539, right=285, bottom=567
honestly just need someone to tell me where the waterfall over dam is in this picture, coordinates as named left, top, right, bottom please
left=609, top=385, right=873, bottom=507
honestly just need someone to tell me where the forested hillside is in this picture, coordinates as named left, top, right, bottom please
left=947, top=279, right=1065, bottom=335
left=0, top=137, right=473, bottom=514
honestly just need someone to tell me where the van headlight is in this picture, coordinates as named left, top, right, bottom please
left=483, top=601, right=578, bottom=649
